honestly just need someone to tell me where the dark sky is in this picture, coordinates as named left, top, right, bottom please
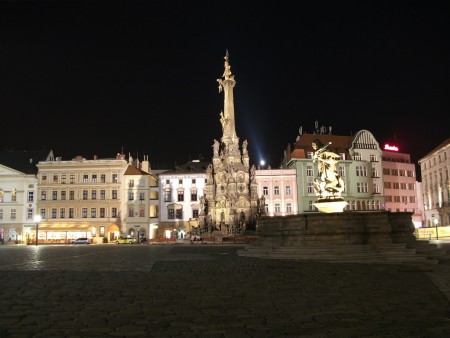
left=1, top=1, right=449, bottom=171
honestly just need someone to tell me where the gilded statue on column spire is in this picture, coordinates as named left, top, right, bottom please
left=217, top=49, right=235, bottom=93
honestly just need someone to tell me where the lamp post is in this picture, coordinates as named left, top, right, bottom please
left=434, top=218, right=439, bottom=240
left=33, top=215, right=41, bottom=246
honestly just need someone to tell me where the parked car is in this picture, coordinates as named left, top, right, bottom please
left=72, top=237, right=90, bottom=244
left=115, top=236, right=136, bottom=244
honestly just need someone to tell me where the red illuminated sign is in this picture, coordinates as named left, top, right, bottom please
left=384, top=144, right=399, bottom=151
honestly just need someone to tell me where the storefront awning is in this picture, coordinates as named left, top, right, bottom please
left=34, top=224, right=92, bottom=232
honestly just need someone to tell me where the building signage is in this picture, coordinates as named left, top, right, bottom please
left=384, top=144, right=399, bottom=151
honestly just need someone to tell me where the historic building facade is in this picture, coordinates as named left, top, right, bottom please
left=419, top=138, right=450, bottom=229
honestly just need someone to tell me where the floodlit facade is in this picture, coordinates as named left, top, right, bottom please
left=254, top=168, right=298, bottom=216
left=158, top=160, right=208, bottom=239
left=283, top=128, right=384, bottom=212
left=381, top=147, right=423, bottom=227
left=0, top=150, right=54, bottom=244
left=35, top=154, right=129, bottom=244
left=419, top=138, right=450, bottom=228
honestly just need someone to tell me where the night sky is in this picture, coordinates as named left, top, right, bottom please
left=1, top=1, right=449, bottom=174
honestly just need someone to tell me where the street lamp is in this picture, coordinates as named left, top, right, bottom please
left=434, top=218, right=439, bottom=240
left=33, top=215, right=41, bottom=246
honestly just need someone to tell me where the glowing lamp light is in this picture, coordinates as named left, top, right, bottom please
left=384, top=144, right=399, bottom=151
left=260, top=160, right=265, bottom=166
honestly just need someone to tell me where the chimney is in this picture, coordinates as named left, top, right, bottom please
left=93, top=155, right=98, bottom=160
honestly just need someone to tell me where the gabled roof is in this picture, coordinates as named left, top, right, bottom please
left=124, top=164, right=150, bottom=176
left=290, top=134, right=353, bottom=159
left=0, top=149, right=54, bottom=174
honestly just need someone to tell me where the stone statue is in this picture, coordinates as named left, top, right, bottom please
left=213, top=139, right=220, bottom=157
left=250, top=164, right=256, bottom=181
left=312, top=139, right=345, bottom=199
left=242, top=140, right=248, bottom=155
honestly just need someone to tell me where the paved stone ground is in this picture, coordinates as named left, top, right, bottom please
left=0, top=244, right=449, bottom=337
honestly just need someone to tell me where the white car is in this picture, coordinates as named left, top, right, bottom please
left=72, top=237, right=91, bottom=244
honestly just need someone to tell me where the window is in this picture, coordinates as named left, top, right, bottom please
left=92, top=190, right=97, bottom=199
left=82, top=208, right=88, bottom=218
left=179, top=179, right=183, bottom=184
left=41, top=191, right=46, bottom=200
left=112, top=174, right=118, bottom=183
left=83, top=190, right=88, bottom=200
left=112, top=208, right=117, bottom=217
left=52, top=191, right=58, bottom=200
left=129, top=179, right=135, bottom=187
left=274, top=186, right=280, bottom=195
left=101, top=174, right=106, bottom=183
left=285, top=185, right=291, bottom=195
left=339, top=166, right=345, bottom=177
left=69, top=191, right=74, bottom=200
left=139, top=192, right=145, bottom=201
left=394, top=196, right=401, bottom=203
left=401, top=196, right=408, bottom=204
left=139, top=179, right=145, bottom=187
left=100, top=226, right=105, bottom=237
left=373, top=184, right=380, bottom=194
left=383, top=168, right=390, bottom=175
left=112, top=190, right=117, bottom=199
left=53, top=175, right=58, bottom=183
left=128, top=206, right=134, bottom=217
left=92, top=174, right=97, bottom=183
left=11, top=189, right=16, bottom=202
left=91, top=208, right=96, bottom=218
left=27, top=208, right=33, bottom=219
left=393, top=183, right=399, bottom=189
left=128, top=192, right=134, bottom=201
left=357, top=183, right=369, bottom=193
left=307, top=166, right=314, bottom=176
left=177, top=190, right=184, bottom=202
left=354, top=152, right=362, bottom=161
left=370, top=154, right=377, bottom=162
left=372, top=167, right=379, bottom=178
left=400, top=183, right=407, bottom=190
left=41, top=175, right=47, bottom=183
left=274, top=203, right=280, bottom=213
left=384, top=182, right=391, bottom=189
left=409, top=196, right=416, bottom=203
left=308, top=182, right=314, bottom=193
left=28, top=191, right=34, bottom=203
left=356, top=166, right=367, bottom=177
left=61, top=175, right=66, bottom=184
left=51, top=208, right=57, bottom=218
left=192, top=179, right=196, bottom=184
left=60, top=209, right=65, bottom=218
left=176, top=209, right=183, bottom=219
left=0, top=209, right=2, bottom=219
left=70, top=175, right=75, bottom=183
left=193, top=208, right=199, bottom=218
left=191, top=190, right=197, bottom=201
left=168, top=208, right=175, bottom=219
left=164, top=190, right=171, bottom=202
left=263, top=186, right=268, bottom=195
left=139, top=205, right=145, bottom=217
left=306, top=151, right=314, bottom=159
left=40, top=209, right=46, bottom=219
left=83, top=175, right=88, bottom=183
left=69, top=208, right=74, bottom=218
left=100, top=190, right=106, bottom=199
left=61, top=191, right=66, bottom=200
left=309, top=200, right=315, bottom=211
left=286, top=203, right=292, bottom=213
left=100, top=208, right=105, bottom=218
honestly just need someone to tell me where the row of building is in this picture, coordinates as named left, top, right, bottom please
left=0, top=131, right=448, bottom=244
left=1, top=52, right=449, bottom=243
